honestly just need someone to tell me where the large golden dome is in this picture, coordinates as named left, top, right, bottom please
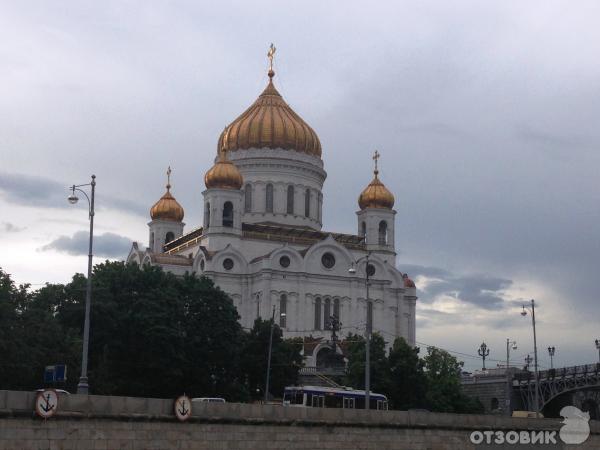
left=358, top=152, right=395, bottom=210
left=217, top=69, right=321, bottom=157
left=150, top=168, right=185, bottom=221
left=204, top=147, right=243, bottom=190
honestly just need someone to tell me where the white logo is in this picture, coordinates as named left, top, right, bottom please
left=559, top=406, right=590, bottom=444
left=468, top=405, right=591, bottom=445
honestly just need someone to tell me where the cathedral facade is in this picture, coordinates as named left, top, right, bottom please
left=127, top=57, right=417, bottom=362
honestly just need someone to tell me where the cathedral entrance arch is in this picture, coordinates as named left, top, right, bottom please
left=315, top=345, right=345, bottom=372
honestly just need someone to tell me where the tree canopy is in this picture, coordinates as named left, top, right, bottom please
left=344, top=334, right=483, bottom=413
left=0, top=263, right=300, bottom=400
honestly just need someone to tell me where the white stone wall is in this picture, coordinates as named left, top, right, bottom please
left=227, top=148, right=326, bottom=230
left=147, top=220, right=185, bottom=253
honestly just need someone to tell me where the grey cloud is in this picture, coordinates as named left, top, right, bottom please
left=0, top=171, right=147, bottom=216
left=2, top=1, right=600, bottom=368
left=401, top=264, right=514, bottom=310
left=516, top=125, right=592, bottom=151
left=2, top=222, right=26, bottom=232
left=41, top=231, right=132, bottom=258
left=0, top=172, right=65, bottom=208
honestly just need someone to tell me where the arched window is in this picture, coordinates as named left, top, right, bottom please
left=150, top=232, right=154, bottom=248
left=266, top=184, right=274, bottom=213
left=324, top=298, right=331, bottom=330
left=304, top=189, right=311, bottom=217
left=165, top=231, right=175, bottom=243
left=205, top=202, right=211, bottom=229
left=318, top=193, right=323, bottom=222
left=244, top=184, right=252, bottom=212
left=280, top=294, right=287, bottom=328
left=361, top=222, right=366, bottom=239
left=378, top=220, right=388, bottom=245
left=333, top=298, right=340, bottom=320
left=223, top=201, right=233, bottom=227
left=314, top=298, right=322, bottom=330
left=287, top=185, right=295, bottom=214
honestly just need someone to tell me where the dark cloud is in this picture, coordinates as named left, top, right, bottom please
left=2, top=222, right=26, bottom=232
left=41, top=231, right=132, bottom=258
left=401, top=264, right=514, bottom=310
left=516, top=125, right=593, bottom=151
left=0, top=171, right=147, bottom=216
left=2, top=1, right=600, bottom=367
left=0, top=172, right=65, bottom=208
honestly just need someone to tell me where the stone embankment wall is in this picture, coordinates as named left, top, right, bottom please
left=1, top=390, right=598, bottom=449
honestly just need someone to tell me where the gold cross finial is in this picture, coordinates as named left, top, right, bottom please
left=267, top=43, right=276, bottom=79
left=373, top=150, right=380, bottom=175
left=166, top=166, right=172, bottom=189
left=220, top=126, right=230, bottom=160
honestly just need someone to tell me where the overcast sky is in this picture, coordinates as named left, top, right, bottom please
left=1, top=1, right=599, bottom=371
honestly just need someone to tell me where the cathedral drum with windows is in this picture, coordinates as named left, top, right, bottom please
left=128, top=53, right=417, bottom=364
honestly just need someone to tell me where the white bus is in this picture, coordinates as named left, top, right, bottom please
left=283, top=385, right=388, bottom=410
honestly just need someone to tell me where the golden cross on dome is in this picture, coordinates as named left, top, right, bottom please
left=166, top=166, right=172, bottom=189
left=267, top=43, right=276, bottom=78
left=220, top=126, right=230, bottom=159
left=372, top=150, right=380, bottom=174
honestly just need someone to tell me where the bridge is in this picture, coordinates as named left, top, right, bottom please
left=514, top=363, right=600, bottom=415
left=461, top=363, right=600, bottom=418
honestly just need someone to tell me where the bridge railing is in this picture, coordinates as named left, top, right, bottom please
left=513, top=362, right=600, bottom=385
left=299, top=366, right=346, bottom=377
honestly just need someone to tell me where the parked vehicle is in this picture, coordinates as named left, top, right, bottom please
left=512, top=410, right=544, bottom=418
left=36, top=389, right=70, bottom=395
left=283, top=385, right=388, bottom=410
left=192, top=397, right=226, bottom=403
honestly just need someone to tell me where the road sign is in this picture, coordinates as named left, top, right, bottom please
left=35, top=389, right=58, bottom=419
left=174, top=395, right=192, bottom=422
left=43, top=365, right=67, bottom=383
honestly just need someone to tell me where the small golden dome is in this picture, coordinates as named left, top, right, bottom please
left=204, top=145, right=243, bottom=190
left=358, top=151, right=395, bottom=210
left=217, top=63, right=321, bottom=157
left=150, top=168, right=185, bottom=221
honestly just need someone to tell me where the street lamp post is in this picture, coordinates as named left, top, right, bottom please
left=595, top=339, right=600, bottom=363
left=505, top=339, right=517, bottom=416
left=506, top=339, right=517, bottom=370
left=524, top=354, right=533, bottom=371
left=478, top=342, right=490, bottom=371
left=521, top=299, right=540, bottom=418
left=548, top=346, right=556, bottom=369
left=348, top=251, right=372, bottom=410
left=67, top=175, right=96, bottom=395
left=264, top=305, right=286, bottom=403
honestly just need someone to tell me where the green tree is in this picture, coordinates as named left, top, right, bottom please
left=240, top=318, right=302, bottom=400
left=0, top=268, right=79, bottom=391
left=387, top=337, right=426, bottom=410
left=343, top=333, right=390, bottom=395
left=15, top=261, right=249, bottom=399
left=422, top=346, right=483, bottom=413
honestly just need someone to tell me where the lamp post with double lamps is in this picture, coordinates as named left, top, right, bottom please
left=67, top=175, right=96, bottom=394
left=548, top=346, right=556, bottom=369
left=264, top=305, right=286, bottom=403
left=478, top=342, right=490, bottom=371
left=521, top=299, right=540, bottom=418
left=348, top=251, right=373, bottom=410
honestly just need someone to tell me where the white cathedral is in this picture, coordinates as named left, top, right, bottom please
left=127, top=53, right=417, bottom=364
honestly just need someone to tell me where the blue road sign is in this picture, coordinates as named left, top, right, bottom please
left=43, top=365, right=67, bottom=383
